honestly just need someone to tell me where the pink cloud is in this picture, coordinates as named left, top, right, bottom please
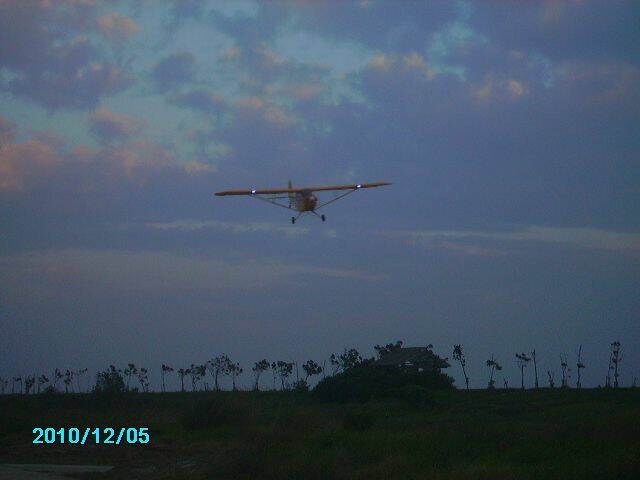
left=89, top=107, right=144, bottom=143
left=97, top=12, right=140, bottom=44
left=0, top=120, right=214, bottom=195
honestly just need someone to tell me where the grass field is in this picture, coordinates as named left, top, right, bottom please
left=1, top=388, right=639, bottom=479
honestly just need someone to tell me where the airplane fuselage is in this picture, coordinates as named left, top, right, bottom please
left=291, top=190, right=317, bottom=212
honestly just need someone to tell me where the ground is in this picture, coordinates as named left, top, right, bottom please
left=1, top=389, right=639, bottom=479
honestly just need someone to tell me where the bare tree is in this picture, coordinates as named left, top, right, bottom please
left=188, top=364, right=200, bottom=391
left=161, top=364, right=174, bottom=392
left=576, top=346, right=586, bottom=389
left=329, top=354, right=340, bottom=376
left=229, top=362, right=242, bottom=391
left=137, top=367, right=150, bottom=392
left=560, top=355, right=572, bottom=388
left=270, top=362, right=277, bottom=390
left=547, top=370, right=555, bottom=388
left=531, top=350, right=539, bottom=389
left=12, top=376, right=22, bottom=394
left=560, top=355, right=571, bottom=388
left=611, top=341, right=622, bottom=388
left=453, top=345, right=470, bottom=390
left=25, top=375, right=35, bottom=394
left=515, top=353, right=531, bottom=390
left=52, top=368, right=63, bottom=392
left=486, top=356, right=502, bottom=389
left=75, top=368, right=88, bottom=393
left=252, top=359, right=270, bottom=391
left=63, top=370, right=73, bottom=393
left=0, top=377, right=8, bottom=394
left=37, top=375, right=49, bottom=394
left=177, top=368, right=187, bottom=392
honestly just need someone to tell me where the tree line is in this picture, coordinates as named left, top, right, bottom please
left=0, top=340, right=634, bottom=395
left=451, top=340, right=630, bottom=390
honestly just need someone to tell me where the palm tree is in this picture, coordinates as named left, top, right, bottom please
left=531, top=350, right=539, bottom=389
left=124, top=363, right=137, bottom=389
left=515, top=353, right=531, bottom=390
left=161, top=364, right=174, bottom=392
left=486, top=356, right=502, bottom=389
left=453, top=344, right=469, bottom=390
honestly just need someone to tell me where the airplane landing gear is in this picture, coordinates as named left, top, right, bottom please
left=321, top=214, right=326, bottom=222
left=291, top=216, right=296, bottom=224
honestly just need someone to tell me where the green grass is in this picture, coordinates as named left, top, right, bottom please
left=1, top=389, right=639, bottom=479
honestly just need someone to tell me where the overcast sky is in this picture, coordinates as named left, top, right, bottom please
left=1, top=0, right=638, bottom=391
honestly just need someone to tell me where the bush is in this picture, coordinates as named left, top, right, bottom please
left=313, top=365, right=452, bottom=403
left=92, top=365, right=127, bottom=396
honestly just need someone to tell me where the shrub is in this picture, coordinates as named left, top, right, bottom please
left=92, top=365, right=127, bottom=396
left=313, top=365, right=452, bottom=403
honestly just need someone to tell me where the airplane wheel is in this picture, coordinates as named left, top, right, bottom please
left=291, top=217, right=296, bottom=224
left=321, top=215, right=326, bottom=222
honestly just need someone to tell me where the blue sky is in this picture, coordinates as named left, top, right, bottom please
left=1, top=0, right=639, bottom=390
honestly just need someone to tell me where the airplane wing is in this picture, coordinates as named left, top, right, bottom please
left=215, top=182, right=391, bottom=196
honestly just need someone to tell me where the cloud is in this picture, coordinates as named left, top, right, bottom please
left=468, top=1, right=639, bottom=63
left=151, top=52, right=197, bottom=93
left=0, top=248, right=384, bottom=300
left=0, top=138, right=63, bottom=192
left=148, top=219, right=309, bottom=237
left=97, top=12, right=140, bottom=45
left=384, top=226, right=640, bottom=256
left=169, top=89, right=227, bottom=115
left=0, top=114, right=17, bottom=147
left=292, top=1, right=458, bottom=51
left=0, top=121, right=216, bottom=222
left=89, top=107, right=145, bottom=144
left=0, top=1, right=134, bottom=110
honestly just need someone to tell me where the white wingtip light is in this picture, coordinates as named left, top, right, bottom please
left=251, top=189, right=256, bottom=194
left=356, top=184, right=362, bottom=189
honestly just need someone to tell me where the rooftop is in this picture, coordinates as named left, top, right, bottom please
left=372, top=347, right=450, bottom=369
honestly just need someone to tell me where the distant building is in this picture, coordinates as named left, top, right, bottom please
left=372, top=347, right=450, bottom=372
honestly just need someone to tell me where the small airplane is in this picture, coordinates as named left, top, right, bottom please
left=215, top=181, right=391, bottom=223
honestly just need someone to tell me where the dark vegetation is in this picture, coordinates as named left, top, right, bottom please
left=1, top=388, right=639, bottom=479
left=0, top=340, right=637, bottom=478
